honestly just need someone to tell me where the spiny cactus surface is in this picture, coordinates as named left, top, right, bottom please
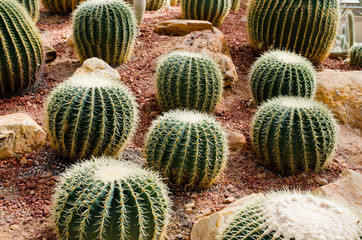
left=73, top=0, right=137, bottom=66
left=231, top=0, right=241, bottom=11
left=349, top=44, right=362, bottom=67
left=146, top=0, right=168, bottom=10
left=251, top=97, right=337, bottom=175
left=247, top=0, right=339, bottom=63
left=145, top=110, right=228, bottom=188
left=52, top=157, right=170, bottom=240
left=41, top=0, right=84, bottom=14
left=220, top=191, right=362, bottom=240
left=249, top=50, right=316, bottom=105
left=181, top=0, right=231, bottom=27
left=16, top=0, right=39, bottom=21
left=45, top=73, right=138, bottom=160
left=0, top=0, right=44, bottom=97
left=156, top=51, right=223, bottom=113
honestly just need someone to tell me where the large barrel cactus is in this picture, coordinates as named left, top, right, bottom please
left=73, top=0, right=137, bottom=66
left=349, top=44, right=362, bottom=67
left=145, top=110, right=229, bottom=188
left=16, top=0, right=39, bottom=21
left=247, top=0, right=339, bottom=63
left=52, top=157, right=170, bottom=240
left=181, top=0, right=231, bottom=27
left=249, top=50, right=316, bottom=105
left=220, top=191, right=362, bottom=240
left=45, top=72, right=139, bottom=160
left=251, top=97, right=337, bottom=175
left=146, top=0, right=168, bottom=11
left=41, top=0, right=84, bottom=14
left=156, top=51, right=223, bottom=113
left=0, top=0, right=44, bottom=97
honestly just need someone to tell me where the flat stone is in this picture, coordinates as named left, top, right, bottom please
left=40, top=172, right=52, bottom=178
left=227, top=129, right=247, bottom=151
left=314, top=176, right=328, bottom=186
left=155, top=20, right=213, bottom=36
left=185, top=202, right=196, bottom=209
left=72, top=58, right=120, bottom=81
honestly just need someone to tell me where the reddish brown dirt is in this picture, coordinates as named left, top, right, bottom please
left=0, top=5, right=361, bottom=240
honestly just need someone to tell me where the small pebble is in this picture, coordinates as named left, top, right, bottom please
left=184, top=208, right=193, bottom=214
left=9, top=224, right=19, bottom=231
left=314, top=176, right=328, bottom=186
left=184, top=202, right=195, bottom=209
left=223, top=196, right=235, bottom=204
left=20, top=157, right=28, bottom=165
left=40, top=172, right=52, bottom=178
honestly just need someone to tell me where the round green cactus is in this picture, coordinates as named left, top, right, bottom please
left=231, top=0, right=241, bottom=11
left=0, top=0, right=44, bottom=97
left=349, top=44, right=362, bottom=67
left=251, top=97, right=337, bottom=175
left=220, top=191, right=362, bottom=240
left=249, top=50, right=316, bottom=105
left=45, top=72, right=139, bottom=160
left=145, top=110, right=229, bottom=188
left=247, top=0, right=339, bottom=63
left=41, top=0, right=84, bottom=14
left=16, top=0, right=39, bottom=22
left=181, top=0, right=231, bottom=27
left=73, top=0, right=137, bottom=66
left=146, top=0, right=168, bottom=11
left=52, top=157, right=171, bottom=240
left=156, top=51, right=223, bottom=113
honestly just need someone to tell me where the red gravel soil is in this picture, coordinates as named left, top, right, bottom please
left=0, top=5, right=361, bottom=240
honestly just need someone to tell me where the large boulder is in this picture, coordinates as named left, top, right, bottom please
left=155, top=20, right=213, bottom=36
left=0, top=113, right=46, bottom=159
left=312, top=169, right=362, bottom=212
left=191, top=193, right=264, bottom=240
left=316, top=70, right=362, bottom=133
left=72, top=58, right=120, bottom=81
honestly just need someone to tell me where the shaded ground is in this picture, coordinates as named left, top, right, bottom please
left=0, top=4, right=361, bottom=240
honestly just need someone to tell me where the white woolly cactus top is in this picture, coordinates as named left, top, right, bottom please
left=263, top=96, right=332, bottom=111
left=76, top=0, right=125, bottom=7
left=67, top=73, right=123, bottom=88
left=260, top=50, right=315, bottom=66
left=161, top=109, right=219, bottom=124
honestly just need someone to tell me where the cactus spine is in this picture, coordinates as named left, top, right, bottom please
left=220, top=191, right=362, bottom=240
left=231, top=0, right=241, bottom=11
left=146, top=0, right=168, bottom=10
left=247, top=0, right=339, bottom=63
left=349, top=44, right=362, bottom=67
left=251, top=97, right=337, bottom=175
left=45, top=71, right=139, bottom=160
left=52, top=157, right=171, bottom=240
left=16, top=0, right=39, bottom=22
left=0, top=0, right=44, bottom=97
left=181, top=0, right=231, bottom=27
left=145, top=110, right=229, bottom=189
left=249, top=50, right=316, bottom=105
left=41, top=0, right=84, bottom=14
left=156, top=51, right=223, bottom=113
left=73, top=0, right=137, bottom=66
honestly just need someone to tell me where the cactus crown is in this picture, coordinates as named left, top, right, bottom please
left=146, top=0, right=168, bottom=11
left=220, top=190, right=362, bottom=240
left=52, top=157, right=171, bottom=240
left=42, top=0, right=84, bottom=13
left=349, top=44, right=362, bottom=67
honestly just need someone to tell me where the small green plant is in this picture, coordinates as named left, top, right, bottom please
left=220, top=191, right=362, bottom=240
left=247, top=0, right=339, bottom=63
left=156, top=51, right=223, bottom=113
left=349, top=44, right=362, bottom=67
left=251, top=97, right=337, bottom=175
left=16, top=0, right=39, bottom=21
left=231, top=0, right=241, bottom=11
left=145, top=110, right=229, bottom=189
left=249, top=50, right=316, bottom=105
left=73, top=0, right=137, bottom=66
left=45, top=71, right=139, bottom=160
left=146, top=0, right=168, bottom=10
left=335, top=11, right=355, bottom=51
left=41, top=0, right=84, bottom=14
left=181, top=0, right=231, bottom=27
left=0, top=0, right=44, bottom=97
left=52, top=157, right=171, bottom=240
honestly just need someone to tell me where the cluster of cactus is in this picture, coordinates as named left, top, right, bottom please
left=16, top=0, right=39, bottom=22
left=251, top=97, right=337, bottom=175
left=52, top=157, right=170, bottom=240
left=45, top=72, right=139, bottom=160
left=335, top=11, right=355, bottom=51
left=156, top=51, right=223, bottom=113
left=220, top=191, right=362, bottom=239
left=231, top=0, right=241, bottom=11
left=41, top=0, right=84, bottom=14
left=247, top=0, right=339, bottom=63
left=0, top=0, right=44, bottom=98
left=249, top=50, right=316, bottom=105
left=145, top=110, right=229, bottom=189
left=181, top=0, right=231, bottom=27
left=146, top=0, right=168, bottom=11
left=349, top=44, right=362, bottom=67
left=73, top=0, right=137, bottom=66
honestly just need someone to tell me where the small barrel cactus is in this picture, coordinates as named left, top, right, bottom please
left=146, top=0, right=168, bottom=11
left=52, top=157, right=170, bottom=240
left=220, top=191, right=362, bottom=240
left=231, top=0, right=241, bottom=11
left=73, top=0, right=137, bottom=66
left=349, top=44, right=362, bottom=67
left=181, top=0, right=231, bottom=27
left=251, top=97, right=337, bottom=175
left=247, top=0, right=339, bottom=63
left=41, top=0, right=84, bottom=14
left=249, top=50, right=316, bottom=105
left=156, top=51, right=223, bottom=113
left=16, top=0, right=39, bottom=22
left=0, top=0, right=44, bottom=97
left=45, top=72, right=139, bottom=160
left=145, top=110, right=229, bottom=188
